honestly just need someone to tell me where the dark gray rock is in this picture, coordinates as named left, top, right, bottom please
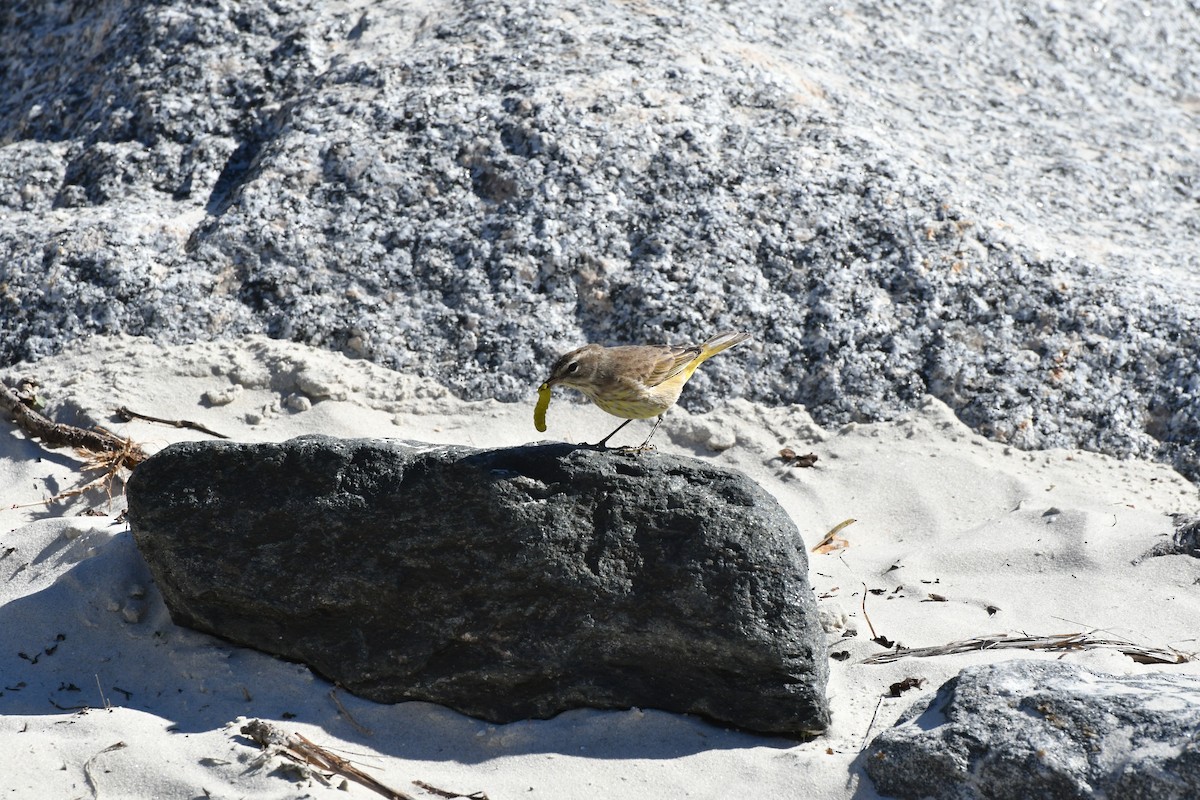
left=2, top=1, right=1200, bottom=482
left=126, top=435, right=830, bottom=737
left=1162, top=514, right=1200, bottom=559
left=864, top=659, right=1200, bottom=800
left=1137, top=514, right=1200, bottom=563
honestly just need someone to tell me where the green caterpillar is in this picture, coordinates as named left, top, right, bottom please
left=534, top=382, right=551, bottom=432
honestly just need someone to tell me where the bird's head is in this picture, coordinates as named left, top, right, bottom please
left=545, top=344, right=604, bottom=390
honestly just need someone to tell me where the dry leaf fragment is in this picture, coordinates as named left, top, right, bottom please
left=812, top=518, right=856, bottom=554
left=779, top=448, right=819, bottom=467
left=889, top=677, right=925, bottom=696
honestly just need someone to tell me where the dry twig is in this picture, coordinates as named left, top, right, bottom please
left=330, top=687, right=374, bottom=736
left=859, top=631, right=1193, bottom=665
left=8, top=433, right=143, bottom=510
left=858, top=695, right=884, bottom=754
left=0, top=381, right=146, bottom=467
left=861, top=582, right=895, bottom=648
left=2, top=380, right=147, bottom=508
left=115, top=405, right=228, bottom=439
left=83, top=742, right=127, bottom=798
left=413, top=780, right=490, bottom=799
left=241, top=719, right=415, bottom=800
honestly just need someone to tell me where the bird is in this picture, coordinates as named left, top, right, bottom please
left=537, top=330, right=752, bottom=449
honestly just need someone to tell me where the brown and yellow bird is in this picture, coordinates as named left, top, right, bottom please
left=536, top=331, right=752, bottom=449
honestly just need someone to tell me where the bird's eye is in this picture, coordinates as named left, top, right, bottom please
left=566, top=362, right=580, bottom=374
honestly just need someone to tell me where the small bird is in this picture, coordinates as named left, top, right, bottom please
left=538, top=331, right=752, bottom=449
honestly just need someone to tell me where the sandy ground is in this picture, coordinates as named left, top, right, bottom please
left=1, top=334, right=1197, bottom=799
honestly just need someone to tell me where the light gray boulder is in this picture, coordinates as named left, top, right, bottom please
left=126, top=435, right=830, bottom=737
left=864, top=659, right=1200, bottom=800
left=2, top=1, right=1200, bottom=481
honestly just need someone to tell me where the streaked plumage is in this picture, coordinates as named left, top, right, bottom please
left=541, top=331, right=751, bottom=448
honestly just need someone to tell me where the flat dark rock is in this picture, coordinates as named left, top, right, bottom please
left=126, top=435, right=830, bottom=737
left=865, top=659, right=1200, bottom=800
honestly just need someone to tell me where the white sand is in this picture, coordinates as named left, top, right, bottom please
left=1, top=335, right=1197, bottom=799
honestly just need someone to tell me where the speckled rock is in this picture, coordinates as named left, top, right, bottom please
left=2, top=1, right=1199, bottom=481
left=865, top=659, right=1200, bottom=800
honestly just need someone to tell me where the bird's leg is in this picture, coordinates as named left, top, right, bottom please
left=592, top=418, right=634, bottom=449
left=591, top=416, right=663, bottom=451
left=635, top=415, right=663, bottom=451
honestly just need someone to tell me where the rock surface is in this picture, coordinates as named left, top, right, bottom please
left=2, top=1, right=1199, bottom=481
left=1161, top=514, right=1200, bottom=559
left=864, top=659, right=1200, bottom=800
left=126, top=435, right=830, bottom=737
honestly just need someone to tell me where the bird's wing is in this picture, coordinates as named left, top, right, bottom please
left=640, top=344, right=704, bottom=388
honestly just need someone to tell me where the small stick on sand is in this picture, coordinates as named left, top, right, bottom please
left=329, top=687, right=374, bottom=736
left=241, top=719, right=416, bottom=800
left=858, top=695, right=885, bottom=753
left=861, top=583, right=875, bottom=638
left=115, top=406, right=229, bottom=439
left=859, top=631, right=1193, bottom=665
left=861, top=582, right=895, bottom=648
left=95, top=674, right=111, bottom=710
left=413, top=779, right=491, bottom=799
left=82, top=742, right=127, bottom=798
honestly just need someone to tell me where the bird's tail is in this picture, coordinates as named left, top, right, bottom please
left=697, top=331, right=752, bottom=362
